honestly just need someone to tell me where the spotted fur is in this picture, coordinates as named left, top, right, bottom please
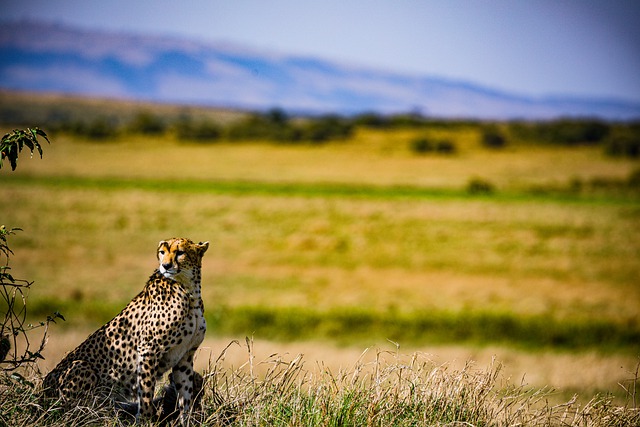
left=43, top=238, right=209, bottom=423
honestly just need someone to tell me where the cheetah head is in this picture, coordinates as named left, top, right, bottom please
left=157, top=238, right=209, bottom=283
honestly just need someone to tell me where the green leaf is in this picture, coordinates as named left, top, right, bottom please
left=36, top=127, right=50, bottom=141
left=36, top=140, right=44, bottom=158
left=29, top=128, right=45, bottom=158
left=23, top=136, right=35, bottom=152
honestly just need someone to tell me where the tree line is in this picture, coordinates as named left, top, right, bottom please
left=1, top=101, right=638, bottom=156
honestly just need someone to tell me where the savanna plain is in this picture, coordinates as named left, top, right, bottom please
left=1, top=93, right=640, bottom=425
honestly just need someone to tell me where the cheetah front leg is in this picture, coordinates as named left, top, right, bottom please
left=170, top=348, right=198, bottom=424
left=136, top=348, right=159, bottom=421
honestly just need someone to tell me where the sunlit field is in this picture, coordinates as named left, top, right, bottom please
left=2, top=95, right=640, bottom=420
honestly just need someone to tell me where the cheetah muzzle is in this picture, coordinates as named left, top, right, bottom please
left=42, top=238, right=209, bottom=424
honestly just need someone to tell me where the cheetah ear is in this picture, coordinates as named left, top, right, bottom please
left=158, top=240, right=168, bottom=249
left=197, top=241, right=209, bottom=255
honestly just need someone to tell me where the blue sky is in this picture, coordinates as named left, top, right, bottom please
left=2, top=0, right=640, bottom=102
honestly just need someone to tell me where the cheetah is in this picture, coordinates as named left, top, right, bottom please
left=42, top=238, right=209, bottom=423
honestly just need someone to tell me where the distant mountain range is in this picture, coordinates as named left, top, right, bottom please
left=1, top=21, right=639, bottom=120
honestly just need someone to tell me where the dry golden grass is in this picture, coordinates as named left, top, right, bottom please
left=5, top=338, right=639, bottom=426
left=4, top=128, right=638, bottom=189
left=37, top=329, right=639, bottom=406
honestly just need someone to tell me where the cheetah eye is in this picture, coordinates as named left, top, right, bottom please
left=159, top=250, right=165, bottom=255
left=176, top=250, right=185, bottom=257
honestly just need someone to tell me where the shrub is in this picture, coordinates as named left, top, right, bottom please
left=409, top=137, right=433, bottom=154
left=301, top=115, right=353, bottom=143
left=175, top=117, right=222, bottom=142
left=352, top=112, right=389, bottom=128
left=466, top=178, right=495, bottom=195
left=265, top=107, right=288, bottom=126
left=388, top=112, right=426, bottom=128
left=81, top=117, right=119, bottom=140
left=509, top=118, right=610, bottom=145
left=1, top=128, right=63, bottom=373
left=410, top=138, right=457, bottom=155
left=481, top=127, right=507, bottom=148
left=226, top=111, right=300, bottom=142
left=128, top=111, right=166, bottom=135
left=605, top=133, right=640, bottom=158
left=1, top=227, right=64, bottom=372
left=191, top=121, right=222, bottom=141
left=628, top=168, right=640, bottom=188
left=435, top=139, right=456, bottom=154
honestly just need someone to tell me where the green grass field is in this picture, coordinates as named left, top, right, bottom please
left=2, top=98, right=640, bottom=418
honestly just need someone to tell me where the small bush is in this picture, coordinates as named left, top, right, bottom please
left=410, top=138, right=457, bottom=155
left=82, top=117, right=119, bottom=140
left=481, top=127, right=507, bottom=149
left=300, top=115, right=353, bottom=143
left=508, top=118, right=610, bottom=145
left=1, top=131, right=63, bottom=374
left=466, top=178, right=495, bottom=195
left=175, top=118, right=222, bottom=142
left=435, top=139, right=456, bottom=154
left=128, top=111, right=166, bottom=135
left=56, top=117, right=119, bottom=140
left=193, top=121, right=222, bottom=141
left=388, top=112, right=426, bottom=128
left=352, top=112, right=389, bottom=128
left=226, top=110, right=303, bottom=143
left=605, top=133, right=640, bottom=158
left=628, top=168, right=640, bottom=188
left=409, top=138, right=433, bottom=154
left=265, top=108, right=288, bottom=126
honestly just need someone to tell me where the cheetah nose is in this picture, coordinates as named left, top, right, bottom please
left=162, top=263, right=172, bottom=271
